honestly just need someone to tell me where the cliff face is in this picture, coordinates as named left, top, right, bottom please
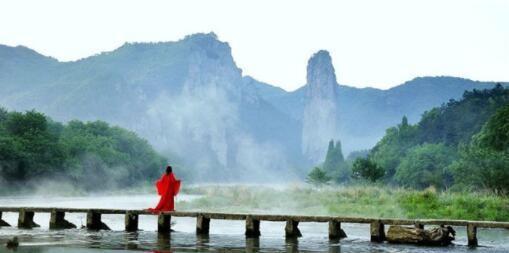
left=301, top=50, right=340, bottom=162
left=141, top=33, right=244, bottom=174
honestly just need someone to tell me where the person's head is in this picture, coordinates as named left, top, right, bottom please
left=165, top=165, right=173, bottom=175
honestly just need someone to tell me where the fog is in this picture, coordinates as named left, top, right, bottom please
left=136, top=66, right=299, bottom=182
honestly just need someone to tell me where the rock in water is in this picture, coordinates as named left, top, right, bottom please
left=6, top=236, right=19, bottom=249
left=386, top=225, right=455, bottom=246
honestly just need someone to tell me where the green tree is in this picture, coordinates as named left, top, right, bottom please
left=0, top=107, right=7, bottom=123
left=0, top=108, right=168, bottom=191
left=450, top=145, right=509, bottom=194
left=475, top=104, right=509, bottom=151
left=417, top=84, right=509, bottom=146
left=346, top=149, right=369, bottom=162
left=450, top=105, right=509, bottom=194
left=322, top=139, right=349, bottom=182
left=2, top=110, right=64, bottom=180
left=351, top=158, right=384, bottom=182
left=59, top=120, right=166, bottom=189
left=395, top=143, right=455, bottom=189
left=306, top=167, right=331, bottom=186
left=370, top=116, right=418, bottom=179
left=369, top=85, right=509, bottom=188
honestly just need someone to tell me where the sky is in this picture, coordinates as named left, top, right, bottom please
left=0, top=0, right=507, bottom=91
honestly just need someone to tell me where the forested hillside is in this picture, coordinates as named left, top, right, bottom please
left=314, top=85, right=509, bottom=193
left=0, top=108, right=167, bottom=192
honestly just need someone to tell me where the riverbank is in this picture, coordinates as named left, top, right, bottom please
left=179, top=184, right=509, bottom=222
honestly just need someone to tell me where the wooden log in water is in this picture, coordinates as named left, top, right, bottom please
left=0, top=212, right=11, bottom=227
left=386, top=225, right=455, bottom=246
left=245, top=216, right=261, bottom=238
left=386, top=225, right=424, bottom=243
left=50, top=210, right=76, bottom=229
left=196, top=215, right=210, bottom=235
left=86, top=211, right=110, bottom=230
left=18, top=209, right=40, bottom=229
left=285, top=219, right=302, bottom=238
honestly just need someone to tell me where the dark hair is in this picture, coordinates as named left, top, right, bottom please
left=166, top=165, right=173, bottom=175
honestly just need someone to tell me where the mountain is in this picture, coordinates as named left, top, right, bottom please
left=0, top=33, right=305, bottom=181
left=0, top=32, right=507, bottom=181
left=257, top=76, right=506, bottom=153
left=301, top=50, right=340, bottom=162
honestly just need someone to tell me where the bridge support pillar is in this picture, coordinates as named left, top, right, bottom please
left=196, top=215, right=210, bottom=235
left=0, top=212, right=10, bottom=227
left=18, top=209, right=39, bottom=229
left=370, top=220, right=385, bottom=242
left=87, top=211, right=110, bottom=230
left=125, top=211, right=138, bottom=232
left=285, top=219, right=302, bottom=238
left=328, top=221, right=347, bottom=239
left=50, top=210, right=76, bottom=229
left=245, top=216, right=260, bottom=238
left=467, top=224, right=478, bottom=247
left=158, top=214, right=171, bottom=234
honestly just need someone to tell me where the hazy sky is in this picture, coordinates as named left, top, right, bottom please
left=0, top=0, right=507, bottom=90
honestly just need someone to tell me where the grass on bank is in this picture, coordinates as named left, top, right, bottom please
left=178, top=184, right=509, bottom=222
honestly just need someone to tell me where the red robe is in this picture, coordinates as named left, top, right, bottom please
left=149, top=172, right=181, bottom=213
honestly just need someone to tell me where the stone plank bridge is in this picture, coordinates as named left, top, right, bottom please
left=1, top=207, right=509, bottom=247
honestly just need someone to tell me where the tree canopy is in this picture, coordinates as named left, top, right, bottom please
left=344, top=85, right=509, bottom=193
left=322, top=140, right=350, bottom=182
left=0, top=108, right=167, bottom=191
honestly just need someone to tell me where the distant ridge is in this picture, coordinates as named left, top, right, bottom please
left=0, top=33, right=507, bottom=181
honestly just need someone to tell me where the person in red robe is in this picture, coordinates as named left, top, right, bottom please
left=148, top=165, right=181, bottom=213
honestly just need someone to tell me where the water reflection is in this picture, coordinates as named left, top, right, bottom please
left=156, top=233, right=171, bottom=250
left=124, top=232, right=138, bottom=250
left=196, top=234, right=210, bottom=251
left=86, top=233, right=102, bottom=249
left=285, top=237, right=299, bottom=253
left=328, top=239, right=341, bottom=253
left=245, top=237, right=259, bottom=253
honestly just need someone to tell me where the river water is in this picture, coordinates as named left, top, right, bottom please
left=0, top=194, right=508, bottom=252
